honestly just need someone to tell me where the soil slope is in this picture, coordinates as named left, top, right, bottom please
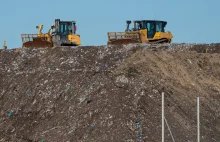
left=0, top=44, right=220, bottom=142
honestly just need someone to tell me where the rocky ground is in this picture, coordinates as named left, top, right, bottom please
left=0, top=43, right=220, bottom=142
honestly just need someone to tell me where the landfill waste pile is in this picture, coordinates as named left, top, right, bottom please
left=0, top=43, right=220, bottom=142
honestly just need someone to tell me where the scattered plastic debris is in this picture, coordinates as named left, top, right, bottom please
left=84, top=133, right=88, bottom=137
left=104, top=64, right=108, bottom=68
left=8, top=111, right=13, bottom=117
left=90, top=124, right=93, bottom=129
left=69, top=87, right=73, bottom=91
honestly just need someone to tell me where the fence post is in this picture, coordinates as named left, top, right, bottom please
left=162, top=92, right=164, bottom=142
left=197, top=97, right=200, bottom=142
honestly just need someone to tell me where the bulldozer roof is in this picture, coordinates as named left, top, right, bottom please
left=55, top=19, right=76, bottom=24
left=59, top=21, right=76, bottom=24
left=133, top=20, right=167, bottom=24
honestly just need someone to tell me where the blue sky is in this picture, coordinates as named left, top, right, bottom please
left=0, top=0, right=219, bottom=49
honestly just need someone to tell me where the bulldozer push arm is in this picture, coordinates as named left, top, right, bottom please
left=36, top=24, right=43, bottom=35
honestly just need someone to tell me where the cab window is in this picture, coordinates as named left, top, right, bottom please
left=67, top=24, right=73, bottom=34
left=60, top=23, right=67, bottom=34
left=146, top=22, right=155, bottom=38
left=156, top=22, right=163, bottom=32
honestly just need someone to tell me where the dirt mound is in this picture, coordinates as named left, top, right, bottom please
left=171, top=43, right=220, bottom=53
left=0, top=44, right=220, bottom=142
left=190, top=43, right=220, bottom=53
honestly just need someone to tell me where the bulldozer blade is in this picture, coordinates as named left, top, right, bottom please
left=22, top=37, right=53, bottom=48
left=108, top=39, right=140, bottom=45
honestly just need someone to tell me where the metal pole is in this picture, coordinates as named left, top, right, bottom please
left=138, top=119, right=142, bottom=142
left=3, top=40, right=7, bottom=50
left=162, top=92, right=164, bottom=142
left=197, top=97, right=200, bottom=142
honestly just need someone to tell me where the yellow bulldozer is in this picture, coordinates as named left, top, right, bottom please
left=21, top=19, right=81, bottom=48
left=107, top=20, right=173, bottom=45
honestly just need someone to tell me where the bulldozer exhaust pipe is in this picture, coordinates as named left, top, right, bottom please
left=3, top=40, right=7, bottom=50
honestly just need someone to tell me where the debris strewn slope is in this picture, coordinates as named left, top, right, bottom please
left=0, top=44, right=220, bottom=142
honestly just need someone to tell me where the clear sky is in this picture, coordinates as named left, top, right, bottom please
left=0, top=0, right=219, bottom=49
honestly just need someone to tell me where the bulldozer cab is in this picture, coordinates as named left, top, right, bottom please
left=53, top=19, right=80, bottom=46
left=132, top=20, right=167, bottom=38
left=54, top=19, right=76, bottom=36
